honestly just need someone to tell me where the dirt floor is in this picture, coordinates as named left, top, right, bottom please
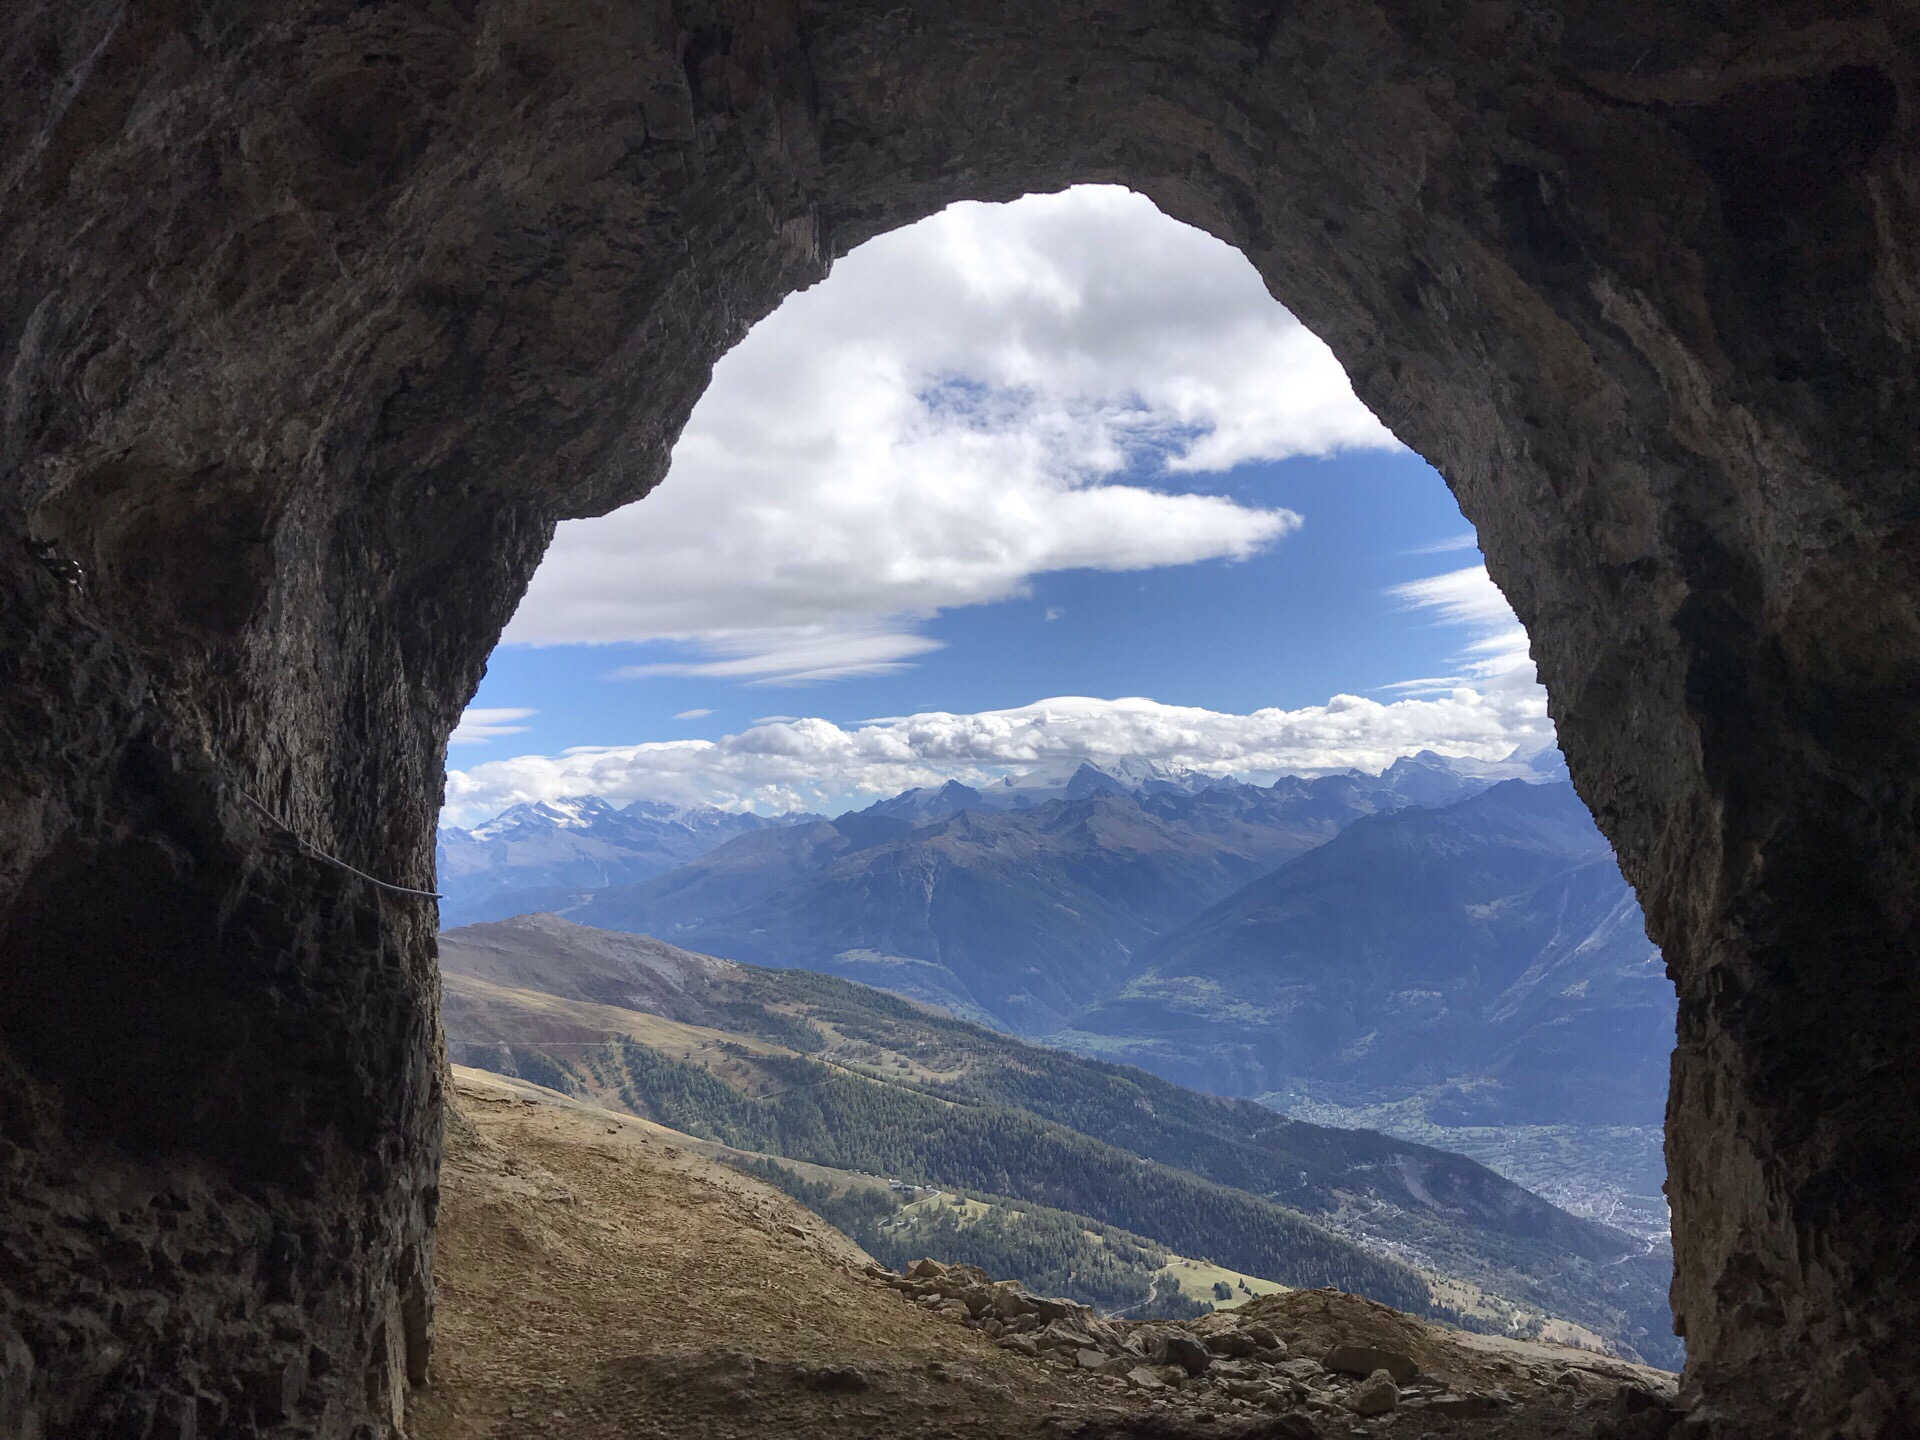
left=410, top=1068, right=1680, bottom=1440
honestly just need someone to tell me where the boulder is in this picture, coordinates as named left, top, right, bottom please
left=1204, top=1329, right=1263, bottom=1358
left=1150, top=1331, right=1212, bottom=1376
left=1324, top=1344, right=1416, bottom=1385
left=991, top=1286, right=1037, bottom=1319
left=1041, top=1319, right=1094, bottom=1349
left=1032, top=1296, right=1084, bottom=1323
left=1345, top=1370, right=1399, bottom=1418
left=1242, top=1323, right=1284, bottom=1352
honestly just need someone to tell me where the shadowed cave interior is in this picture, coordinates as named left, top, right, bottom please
left=1, top=2, right=1918, bottom=1437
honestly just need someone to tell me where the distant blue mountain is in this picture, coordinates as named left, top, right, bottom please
left=549, top=763, right=1490, bottom=1033
left=434, top=797, right=818, bottom=928
left=1057, top=779, right=1672, bottom=1126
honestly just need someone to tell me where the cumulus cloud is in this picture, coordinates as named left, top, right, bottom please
left=442, top=688, right=1551, bottom=824
left=448, top=708, right=536, bottom=745
left=502, top=186, right=1394, bottom=683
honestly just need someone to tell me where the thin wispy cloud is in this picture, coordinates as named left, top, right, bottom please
left=611, top=628, right=946, bottom=687
left=673, top=708, right=714, bottom=720
left=1407, top=533, right=1481, bottom=555
left=448, top=708, right=537, bottom=745
left=1385, top=565, right=1537, bottom=695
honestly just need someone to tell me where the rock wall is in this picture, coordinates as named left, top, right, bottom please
left=1, top=2, right=1914, bottom=1436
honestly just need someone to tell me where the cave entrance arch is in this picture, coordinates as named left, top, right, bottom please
left=2, top=4, right=1915, bottom=1437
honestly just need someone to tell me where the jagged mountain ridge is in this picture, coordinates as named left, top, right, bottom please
left=1064, top=779, right=1674, bottom=1126
left=431, top=754, right=1668, bottom=1132
left=543, top=755, right=1501, bottom=1032
left=434, top=795, right=821, bottom=927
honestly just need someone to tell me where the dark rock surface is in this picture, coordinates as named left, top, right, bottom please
left=2, top=3, right=1916, bottom=1436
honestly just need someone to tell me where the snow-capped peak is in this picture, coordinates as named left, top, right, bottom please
left=469, top=795, right=616, bottom=840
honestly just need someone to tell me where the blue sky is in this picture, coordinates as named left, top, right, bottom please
left=445, top=189, right=1547, bottom=823
left=468, top=447, right=1485, bottom=751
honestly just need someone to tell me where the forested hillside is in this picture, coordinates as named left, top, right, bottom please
left=726, top=1157, right=1275, bottom=1320
left=439, top=915, right=1679, bottom=1367
left=585, top=1036, right=1427, bottom=1306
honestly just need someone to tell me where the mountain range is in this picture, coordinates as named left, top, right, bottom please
left=1060, top=778, right=1673, bottom=1127
left=435, top=748, right=1674, bottom=1233
left=435, top=750, right=1662, bottom=1125
left=436, top=794, right=816, bottom=927
left=438, top=753, right=1536, bottom=1031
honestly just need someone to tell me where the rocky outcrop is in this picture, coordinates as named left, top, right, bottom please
left=2, top=3, right=1917, bottom=1436
left=878, top=1259, right=1676, bottom=1433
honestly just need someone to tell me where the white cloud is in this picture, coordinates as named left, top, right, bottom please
left=502, top=186, right=1395, bottom=683
left=1384, top=565, right=1538, bottom=694
left=611, top=627, right=945, bottom=687
left=1407, top=533, right=1481, bottom=555
left=448, top=708, right=536, bottom=745
left=673, top=708, right=714, bottom=720
left=441, top=688, right=1551, bottom=825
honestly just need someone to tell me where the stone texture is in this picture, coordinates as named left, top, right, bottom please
left=1151, top=1331, right=1214, bottom=1377
left=1325, top=1345, right=1417, bottom=1386
left=1346, top=1369, right=1401, bottom=1417
left=1, top=2, right=1917, bottom=1437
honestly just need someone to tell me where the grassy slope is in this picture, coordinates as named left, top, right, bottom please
left=443, top=953, right=1676, bottom=1365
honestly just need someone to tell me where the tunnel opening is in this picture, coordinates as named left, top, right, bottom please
left=429, top=184, right=1684, bottom=1371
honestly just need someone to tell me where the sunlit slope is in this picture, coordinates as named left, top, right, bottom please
left=439, top=915, right=1677, bottom=1366
left=444, top=966, right=1431, bottom=1309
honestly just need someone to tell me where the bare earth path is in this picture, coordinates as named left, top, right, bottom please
left=412, top=1068, right=1677, bottom=1440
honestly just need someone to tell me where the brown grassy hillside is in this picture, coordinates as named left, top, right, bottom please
left=412, top=1068, right=1676, bottom=1440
